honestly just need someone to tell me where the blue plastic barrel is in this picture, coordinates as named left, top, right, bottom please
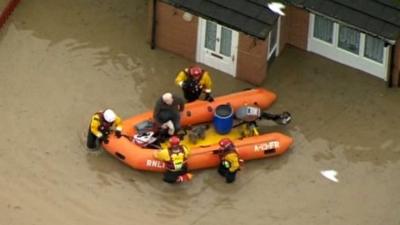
left=213, top=104, right=234, bottom=134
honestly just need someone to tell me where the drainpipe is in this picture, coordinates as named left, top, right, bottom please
left=150, top=0, right=157, bottom=49
left=387, top=45, right=394, bottom=87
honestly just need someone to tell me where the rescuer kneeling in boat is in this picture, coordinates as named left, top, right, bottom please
left=175, top=65, right=214, bottom=103
left=216, top=138, right=241, bottom=183
left=153, top=92, right=185, bottom=137
left=87, top=109, right=123, bottom=149
left=153, top=136, right=193, bottom=183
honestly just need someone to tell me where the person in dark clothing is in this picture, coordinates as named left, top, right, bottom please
left=216, top=138, right=242, bottom=183
left=153, top=92, right=185, bottom=135
left=175, top=66, right=214, bottom=103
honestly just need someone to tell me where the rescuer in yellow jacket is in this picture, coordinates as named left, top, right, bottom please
left=175, top=65, right=214, bottom=102
left=216, top=138, right=241, bottom=183
left=87, top=109, right=123, bottom=149
left=153, top=136, right=193, bottom=183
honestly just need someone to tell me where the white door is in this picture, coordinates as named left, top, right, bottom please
left=197, top=18, right=239, bottom=76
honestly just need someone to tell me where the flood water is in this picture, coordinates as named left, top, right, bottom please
left=0, top=1, right=399, bottom=225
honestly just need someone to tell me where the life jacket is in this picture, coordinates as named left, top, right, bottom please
left=165, top=145, right=187, bottom=171
left=183, top=69, right=203, bottom=94
left=219, top=148, right=242, bottom=170
left=95, top=112, right=113, bottom=134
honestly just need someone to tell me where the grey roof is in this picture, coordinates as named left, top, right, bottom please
left=287, top=0, right=400, bottom=41
left=162, top=0, right=279, bottom=39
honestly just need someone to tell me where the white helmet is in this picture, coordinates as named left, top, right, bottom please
left=103, top=109, right=116, bottom=123
left=162, top=93, right=173, bottom=105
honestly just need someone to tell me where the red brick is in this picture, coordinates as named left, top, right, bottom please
left=392, top=39, right=400, bottom=87
left=236, top=34, right=268, bottom=85
left=151, top=1, right=197, bottom=61
left=279, top=14, right=289, bottom=54
left=287, top=5, right=309, bottom=50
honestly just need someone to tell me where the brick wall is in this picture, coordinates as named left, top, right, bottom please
left=275, top=5, right=309, bottom=54
left=151, top=1, right=198, bottom=61
left=279, top=12, right=289, bottom=54
left=392, top=40, right=400, bottom=87
left=146, top=1, right=153, bottom=44
left=149, top=1, right=278, bottom=85
left=236, top=34, right=268, bottom=85
left=286, top=5, right=309, bottom=50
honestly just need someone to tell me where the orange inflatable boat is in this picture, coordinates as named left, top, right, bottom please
left=103, top=88, right=293, bottom=172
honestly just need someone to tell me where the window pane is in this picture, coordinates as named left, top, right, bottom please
left=338, top=25, right=360, bottom=54
left=313, top=15, right=333, bottom=43
left=205, top=21, right=217, bottom=51
left=364, top=35, right=384, bottom=63
left=220, top=27, right=232, bottom=56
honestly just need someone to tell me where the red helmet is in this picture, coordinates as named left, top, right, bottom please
left=189, top=66, right=202, bottom=77
left=219, top=138, right=233, bottom=150
left=169, top=136, right=180, bottom=146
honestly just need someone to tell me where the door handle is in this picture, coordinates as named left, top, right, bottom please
left=232, top=55, right=235, bottom=62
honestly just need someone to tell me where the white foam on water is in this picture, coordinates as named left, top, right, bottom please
left=320, top=170, right=339, bottom=183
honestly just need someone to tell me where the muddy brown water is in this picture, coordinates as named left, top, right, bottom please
left=0, top=0, right=9, bottom=10
left=0, top=1, right=399, bottom=225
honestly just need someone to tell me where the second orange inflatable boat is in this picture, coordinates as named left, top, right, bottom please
left=103, top=88, right=293, bottom=172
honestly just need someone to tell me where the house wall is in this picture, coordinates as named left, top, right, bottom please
left=276, top=5, right=309, bottom=53
left=287, top=5, right=309, bottom=50
left=392, top=40, right=400, bottom=86
left=236, top=34, right=268, bottom=85
left=151, top=1, right=269, bottom=85
left=146, top=1, right=153, bottom=44
left=279, top=12, right=289, bottom=54
left=150, top=1, right=198, bottom=61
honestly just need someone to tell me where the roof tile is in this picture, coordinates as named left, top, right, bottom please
left=162, top=0, right=278, bottom=39
left=288, top=0, right=400, bottom=40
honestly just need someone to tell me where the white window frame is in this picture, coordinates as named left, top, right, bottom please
left=307, top=14, right=390, bottom=80
left=364, top=34, right=385, bottom=64
left=313, top=15, right=334, bottom=44
left=196, top=18, right=239, bottom=76
left=337, top=24, right=362, bottom=56
left=268, top=17, right=281, bottom=60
